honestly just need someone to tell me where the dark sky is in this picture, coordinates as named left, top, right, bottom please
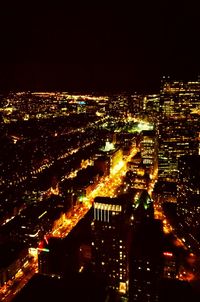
left=0, top=3, right=200, bottom=93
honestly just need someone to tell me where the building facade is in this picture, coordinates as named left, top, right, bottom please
left=158, top=78, right=200, bottom=182
left=177, top=155, right=200, bottom=248
left=91, top=196, right=131, bottom=297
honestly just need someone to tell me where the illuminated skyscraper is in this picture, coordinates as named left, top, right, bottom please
left=91, top=191, right=154, bottom=299
left=128, top=191, right=162, bottom=302
left=129, top=220, right=163, bottom=302
left=158, top=78, right=200, bottom=182
left=140, top=130, right=158, bottom=177
left=132, top=190, right=154, bottom=224
left=91, top=196, right=131, bottom=297
left=143, top=94, right=160, bottom=114
left=177, top=155, right=200, bottom=249
left=160, top=78, right=200, bottom=118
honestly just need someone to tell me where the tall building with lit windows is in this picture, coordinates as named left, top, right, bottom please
left=158, top=118, right=198, bottom=182
left=160, top=77, right=200, bottom=118
left=158, top=77, right=200, bottom=182
left=128, top=192, right=162, bottom=302
left=177, top=155, right=200, bottom=247
left=91, top=196, right=131, bottom=298
left=129, top=220, right=163, bottom=302
left=140, top=130, right=158, bottom=177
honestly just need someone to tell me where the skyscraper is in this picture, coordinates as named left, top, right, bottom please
left=128, top=190, right=162, bottom=302
left=158, top=78, right=200, bottom=182
left=140, top=130, right=158, bottom=177
left=91, top=196, right=131, bottom=297
left=177, top=155, right=200, bottom=249
left=129, top=220, right=163, bottom=302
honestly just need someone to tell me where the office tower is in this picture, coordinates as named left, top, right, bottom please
left=158, top=78, right=200, bottom=182
left=143, top=94, right=160, bottom=114
left=129, top=191, right=162, bottom=301
left=132, top=190, right=154, bottom=224
left=128, top=94, right=144, bottom=116
left=160, top=78, right=200, bottom=118
left=129, top=220, right=163, bottom=302
left=126, top=170, right=150, bottom=191
left=177, top=155, right=200, bottom=248
left=126, top=152, right=149, bottom=191
left=91, top=196, right=131, bottom=297
left=163, top=251, right=177, bottom=279
left=140, top=130, right=158, bottom=177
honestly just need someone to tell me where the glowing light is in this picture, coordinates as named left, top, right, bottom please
left=37, top=248, right=50, bottom=253
left=78, top=195, right=88, bottom=203
left=44, top=235, right=49, bottom=245
left=29, top=230, right=39, bottom=237
left=101, top=140, right=115, bottom=152
left=28, top=247, right=38, bottom=257
left=38, top=211, right=47, bottom=220
left=163, top=252, right=173, bottom=257
left=119, top=282, right=126, bottom=294
left=79, top=101, right=86, bottom=105
left=50, top=186, right=59, bottom=195
left=110, top=159, right=124, bottom=175
left=94, top=202, right=122, bottom=212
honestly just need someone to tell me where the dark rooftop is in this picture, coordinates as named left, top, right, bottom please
left=0, top=241, right=26, bottom=269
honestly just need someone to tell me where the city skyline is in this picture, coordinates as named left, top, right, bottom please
left=1, top=3, right=200, bottom=301
left=0, top=79, right=200, bottom=301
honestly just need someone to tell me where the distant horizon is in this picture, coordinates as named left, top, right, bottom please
left=1, top=72, right=199, bottom=96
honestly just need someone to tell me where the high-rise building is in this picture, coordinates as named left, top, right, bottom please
left=160, top=78, right=200, bottom=118
left=91, top=190, right=155, bottom=299
left=132, top=190, right=154, bottom=224
left=143, top=94, right=160, bottom=114
left=163, top=251, right=177, bottom=279
left=140, top=130, right=158, bottom=177
left=158, top=118, right=198, bottom=182
left=129, top=219, right=163, bottom=302
left=91, top=196, right=131, bottom=297
left=177, top=155, right=200, bottom=249
left=129, top=94, right=144, bottom=116
left=158, top=78, right=200, bottom=182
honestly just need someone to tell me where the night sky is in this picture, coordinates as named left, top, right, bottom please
left=0, top=3, right=200, bottom=93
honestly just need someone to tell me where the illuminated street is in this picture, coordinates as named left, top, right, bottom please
left=51, top=146, right=138, bottom=238
left=0, top=258, right=37, bottom=302
left=0, top=145, right=138, bottom=301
